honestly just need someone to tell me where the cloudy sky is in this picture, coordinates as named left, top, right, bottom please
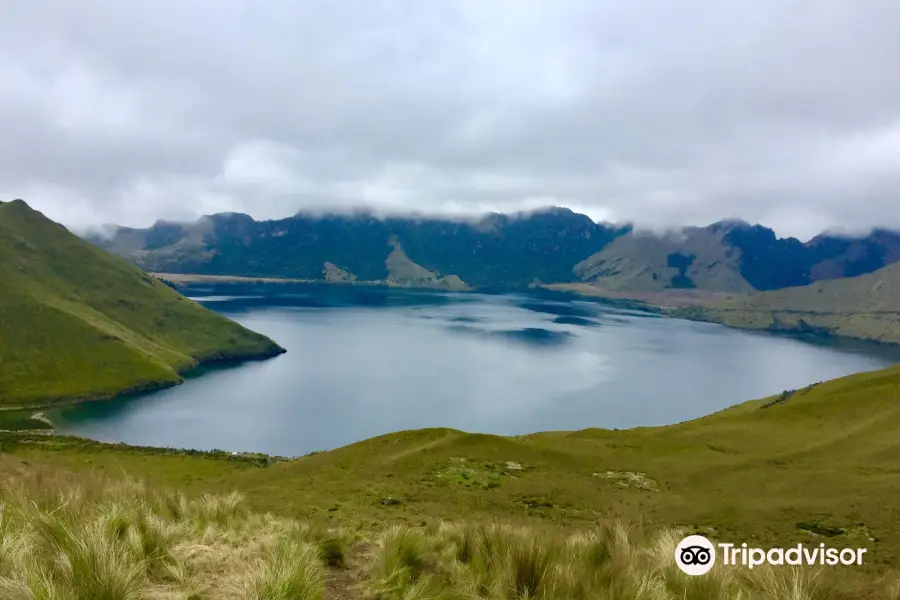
left=1, top=1, right=898, bottom=240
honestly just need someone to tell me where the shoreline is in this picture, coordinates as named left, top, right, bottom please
left=0, top=345, right=286, bottom=414
left=152, top=272, right=473, bottom=292
left=165, top=273, right=900, bottom=348
left=5, top=361, right=898, bottom=458
left=542, top=283, right=900, bottom=349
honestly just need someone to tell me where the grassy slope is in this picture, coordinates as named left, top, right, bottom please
left=573, top=227, right=754, bottom=293
left=551, top=261, right=900, bottom=345
left=5, top=465, right=894, bottom=600
left=5, top=364, right=900, bottom=568
left=0, top=199, right=284, bottom=406
left=678, top=262, right=900, bottom=344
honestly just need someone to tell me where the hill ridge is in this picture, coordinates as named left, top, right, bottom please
left=0, top=200, right=285, bottom=407
left=89, top=206, right=900, bottom=293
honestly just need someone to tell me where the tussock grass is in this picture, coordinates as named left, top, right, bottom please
left=366, top=522, right=900, bottom=600
left=2, top=462, right=900, bottom=599
left=289, top=523, right=351, bottom=568
left=243, top=539, right=324, bottom=600
left=0, top=466, right=320, bottom=600
left=369, top=526, right=441, bottom=599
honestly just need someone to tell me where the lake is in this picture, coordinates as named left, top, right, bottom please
left=51, top=284, right=900, bottom=457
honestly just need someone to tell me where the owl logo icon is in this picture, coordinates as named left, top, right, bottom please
left=675, top=535, right=716, bottom=575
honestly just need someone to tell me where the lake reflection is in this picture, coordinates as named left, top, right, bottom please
left=52, top=284, right=900, bottom=456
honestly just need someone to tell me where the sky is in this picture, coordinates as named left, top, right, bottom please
left=1, top=1, right=898, bottom=241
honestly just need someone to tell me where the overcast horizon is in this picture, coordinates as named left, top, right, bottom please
left=2, top=1, right=898, bottom=241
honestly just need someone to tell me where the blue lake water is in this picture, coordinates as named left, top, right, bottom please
left=52, top=284, right=900, bottom=457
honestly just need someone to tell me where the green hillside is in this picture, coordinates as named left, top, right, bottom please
left=5, top=363, right=900, bottom=573
left=2, top=458, right=896, bottom=599
left=0, top=199, right=284, bottom=407
left=674, top=261, right=900, bottom=344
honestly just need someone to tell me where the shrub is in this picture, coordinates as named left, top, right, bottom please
left=243, top=540, right=324, bottom=600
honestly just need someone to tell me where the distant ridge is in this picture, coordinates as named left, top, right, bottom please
left=674, top=260, right=900, bottom=345
left=90, top=206, right=900, bottom=293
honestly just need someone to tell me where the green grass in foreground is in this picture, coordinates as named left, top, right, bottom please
left=0, top=462, right=898, bottom=599
left=4, top=363, right=900, bottom=577
left=0, top=199, right=284, bottom=407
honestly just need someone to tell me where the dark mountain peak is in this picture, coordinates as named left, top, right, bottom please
left=805, top=226, right=900, bottom=279
left=290, top=207, right=385, bottom=225
left=808, top=226, right=867, bottom=244
left=705, top=218, right=753, bottom=234
left=712, top=219, right=810, bottom=247
left=871, top=228, right=900, bottom=243
left=472, top=212, right=509, bottom=233
left=528, top=206, right=576, bottom=216
left=150, top=218, right=189, bottom=229
left=809, top=226, right=900, bottom=245
left=516, top=206, right=585, bottom=222
left=509, top=207, right=600, bottom=233
left=206, top=212, right=256, bottom=224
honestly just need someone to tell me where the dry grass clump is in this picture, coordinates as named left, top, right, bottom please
left=2, top=461, right=900, bottom=600
left=242, top=539, right=324, bottom=600
left=364, top=522, right=899, bottom=600
left=288, top=522, right=353, bottom=568
left=0, top=465, right=329, bottom=600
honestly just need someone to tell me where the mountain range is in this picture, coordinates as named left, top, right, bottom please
left=90, top=207, right=900, bottom=293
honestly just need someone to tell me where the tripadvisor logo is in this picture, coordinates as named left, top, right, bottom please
left=675, top=535, right=868, bottom=575
left=675, top=535, right=716, bottom=576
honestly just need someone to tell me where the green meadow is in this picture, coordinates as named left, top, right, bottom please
left=3, top=363, right=900, bottom=597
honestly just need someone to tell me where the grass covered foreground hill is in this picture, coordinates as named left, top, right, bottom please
left=4, top=362, right=900, bottom=588
left=4, top=464, right=897, bottom=599
left=0, top=199, right=284, bottom=407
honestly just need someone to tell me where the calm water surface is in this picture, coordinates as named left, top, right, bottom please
left=52, top=284, right=900, bottom=456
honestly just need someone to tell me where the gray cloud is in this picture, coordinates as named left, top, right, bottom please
left=1, top=0, right=898, bottom=240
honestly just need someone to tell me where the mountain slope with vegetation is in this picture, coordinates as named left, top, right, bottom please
left=576, top=220, right=900, bottom=292
left=91, top=208, right=629, bottom=288
left=0, top=199, right=284, bottom=407
left=673, top=261, right=900, bottom=344
left=573, top=221, right=756, bottom=292
left=92, top=208, right=900, bottom=293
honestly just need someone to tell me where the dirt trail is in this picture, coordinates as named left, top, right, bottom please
left=325, top=567, right=366, bottom=600
left=325, top=542, right=373, bottom=600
